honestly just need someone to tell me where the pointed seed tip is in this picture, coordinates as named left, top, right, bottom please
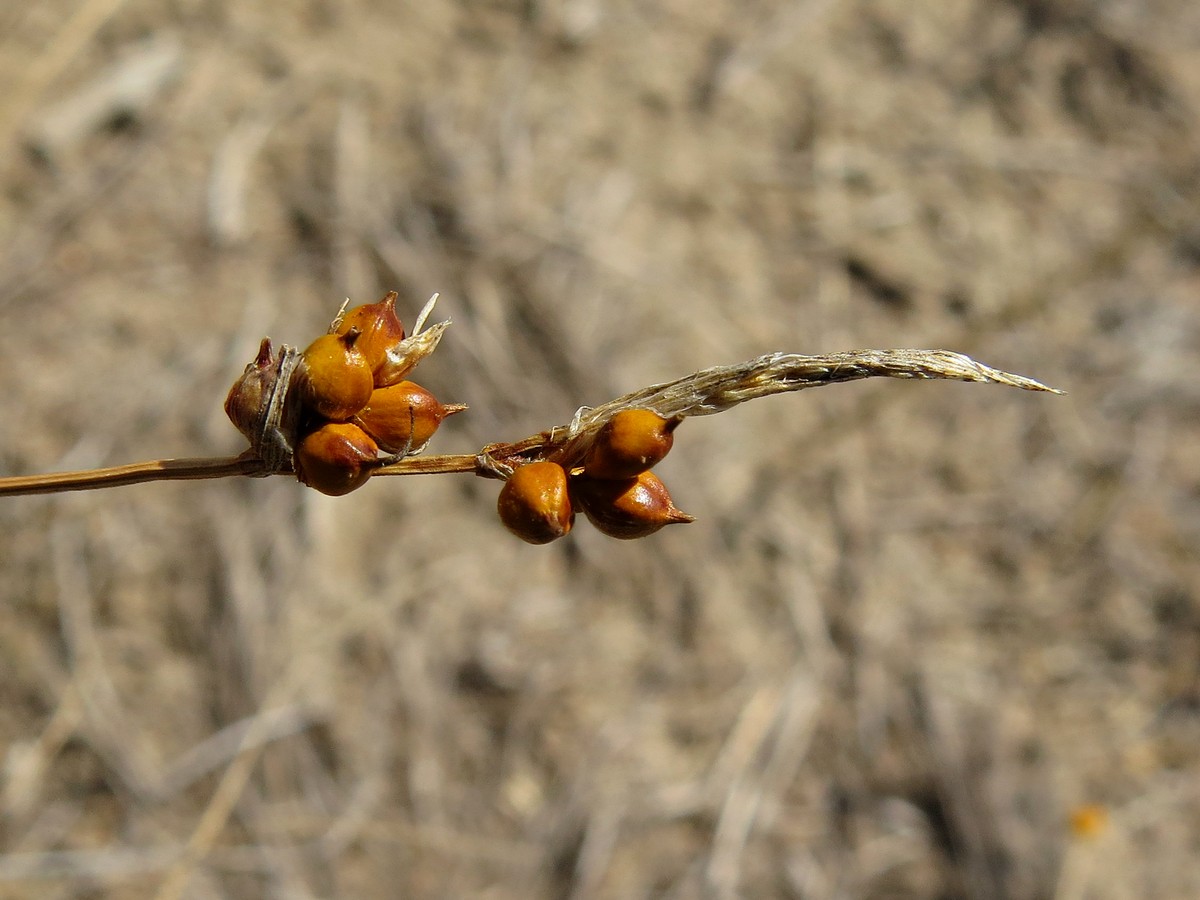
left=254, top=338, right=273, bottom=365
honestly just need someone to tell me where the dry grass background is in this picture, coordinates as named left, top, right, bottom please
left=1, top=1, right=1199, bottom=897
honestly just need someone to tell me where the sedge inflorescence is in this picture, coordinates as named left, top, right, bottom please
left=223, top=292, right=464, bottom=497
left=0, top=270, right=1057, bottom=507
left=0, top=296, right=1055, bottom=503
left=497, top=410, right=694, bottom=545
left=223, top=294, right=695, bottom=542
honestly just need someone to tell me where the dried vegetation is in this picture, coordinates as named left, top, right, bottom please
left=2, top=1, right=1199, bottom=898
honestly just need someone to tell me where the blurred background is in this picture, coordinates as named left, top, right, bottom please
left=1, top=1, right=1198, bottom=897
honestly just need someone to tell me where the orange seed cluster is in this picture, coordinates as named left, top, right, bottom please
left=225, top=301, right=694, bottom=534
left=497, top=409, right=694, bottom=544
left=224, top=292, right=464, bottom=497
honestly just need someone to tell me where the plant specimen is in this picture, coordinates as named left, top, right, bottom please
left=0, top=292, right=1062, bottom=542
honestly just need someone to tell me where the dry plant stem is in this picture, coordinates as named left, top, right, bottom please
left=0, top=456, right=267, bottom=497
left=0, top=349, right=1059, bottom=496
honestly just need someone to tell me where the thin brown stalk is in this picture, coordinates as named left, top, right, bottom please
left=0, top=349, right=1060, bottom=497
left=0, top=455, right=268, bottom=497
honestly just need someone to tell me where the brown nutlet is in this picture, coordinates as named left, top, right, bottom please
left=296, top=330, right=374, bottom=421
left=354, top=381, right=467, bottom=454
left=294, top=422, right=379, bottom=496
left=497, top=461, right=575, bottom=545
left=224, top=337, right=278, bottom=445
left=223, top=338, right=303, bottom=470
left=335, top=291, right=406, bottom=380
left=583, top=409, right=681, bottom=480
left=571, top=470, right=695, bottom=540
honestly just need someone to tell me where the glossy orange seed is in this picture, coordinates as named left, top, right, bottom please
left=335, top=291, right=406, bottom=380
left=294, top=422, right=379, bottom=496
left=571, top=470, right=694, bottom=540
left=496, top=461, right=574, bottom=544
left=583, top=409, right=680, bottom=480
left=297, top=330, right=374, bottom=421
left=354, top=381, right=467, bottom=454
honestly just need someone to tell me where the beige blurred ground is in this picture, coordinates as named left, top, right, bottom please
left=1, top=1, right=1199, bottom=898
